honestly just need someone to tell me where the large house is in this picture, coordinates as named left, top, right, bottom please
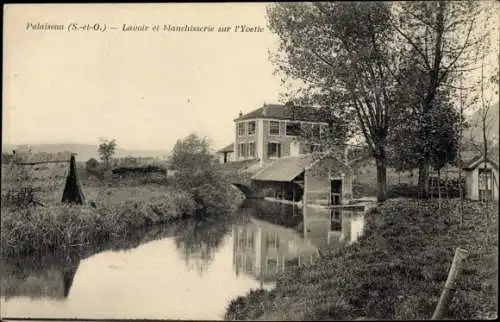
left=217, top=103, right=328, bottom=165
left=217, top=103, right=355, bottom=205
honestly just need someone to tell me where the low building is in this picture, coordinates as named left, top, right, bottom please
left=216, top=143, right=235, bottom=164
left=250, top=154, right=353, bottom=205
left=464, top=155, right=499, bottom=201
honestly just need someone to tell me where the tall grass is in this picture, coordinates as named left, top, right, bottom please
left=0, top=186, right=197, bottom=257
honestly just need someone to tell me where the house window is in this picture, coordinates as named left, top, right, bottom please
left=479, top=168, right=493, bottom=201
left=247, top=121, right=256, bottom=135
left=267, top=142, right=281, bottom=158
left=248, top=142, right=256, bottom=157
left=237, top=122, right=246, bottom=136
left=266, top=257, right=278, bottom=274
left=269, top=121, right=280, bottom=135
left=238, top=142, right=255, bottom=159
left=246, top=231, right=254, bottom=248
left=312, top=124, right=321, bottom=139
left=286, top=121, right=302, bottom=136
left=310, top=143, right=322, bottom=153
left=320, top=124, right=328, bottom=138
left=265, top=233, right=279, bottom=250
left=238, top=143, right=248, bottom=158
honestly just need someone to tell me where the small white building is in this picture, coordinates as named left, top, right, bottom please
left=464, top=156, right=499, bottom=201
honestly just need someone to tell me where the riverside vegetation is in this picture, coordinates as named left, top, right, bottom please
left=225, top=198, right=498, bottom=320
left=0, top=134, right=244, bottom=257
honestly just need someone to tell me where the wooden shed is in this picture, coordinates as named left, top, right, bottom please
left=464, top=155, right=499, bottom=201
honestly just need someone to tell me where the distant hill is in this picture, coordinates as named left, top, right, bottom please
left=1, top=143, right=170, bottom=162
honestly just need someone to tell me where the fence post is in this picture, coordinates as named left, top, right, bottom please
left=432, top=247, right=469, bottom=320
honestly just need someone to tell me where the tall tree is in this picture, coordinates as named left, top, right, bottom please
left=388, top=84, right=461, bottom=196
left=391, top=1, right=491, bottom=197
left=476, top=53, right=499, bottom=204
left=267, top=2, right=399, bottom=201
left=97, top=138, right=117, bottom=169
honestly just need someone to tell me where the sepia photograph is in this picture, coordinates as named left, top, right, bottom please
left=1, top=2, right=498, bottom=321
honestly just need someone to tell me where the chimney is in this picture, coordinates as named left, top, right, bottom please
left=239, top=111, right=243, bottom=118
left=263, top=103, right=268, bottom=117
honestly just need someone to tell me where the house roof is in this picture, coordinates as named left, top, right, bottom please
left=219, top=158, right=260, bottom=173
left=462, top=148, right=499, bottom=171
left=3, top=151, right=75, bottom=185
left=217, top=143, right=234, bottom=153
left=234, top=104, right=325, bottom=123
left=252, top=155, right=314, bottom=182
left=463, top=156, right=499, bottom=171
left=13, top=151, right=74, bottom=165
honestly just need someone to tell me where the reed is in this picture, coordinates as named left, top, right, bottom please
left=0, top=185, right=197, bottom=257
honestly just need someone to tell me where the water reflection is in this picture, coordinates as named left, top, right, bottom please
left=1, top=255, right=79, bottom=301
left=233, top=201, right=320, bottom=287
left=173, top=215, right=235, bottom=275
left=232, top=200, right=366, bottom=287
left=303, top=205, right=366, bottom=251
left=1, top=199, right=367, bottom=320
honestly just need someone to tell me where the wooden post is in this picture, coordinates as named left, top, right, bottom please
left=304, top=169, right=308, bottom=206
left=432, top=247, right=469, bottom=320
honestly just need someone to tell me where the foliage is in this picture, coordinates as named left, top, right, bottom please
left=85, top=158, right=99, bottom=169
left=390, top=1, right=492, bottom=196
left=266, top=2, right=401, bottom=202
left=97, top=138, right=117, bottom=168
left=173, top=213, right=235, bottom=275
left=225, top=199, right=498, bottom=320
left=169, top=133, right=243, bottom=214
left=388, top=90, right=461, bottom=173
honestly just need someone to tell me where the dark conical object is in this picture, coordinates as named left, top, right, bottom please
left=62, top=155, right=85, bottom=205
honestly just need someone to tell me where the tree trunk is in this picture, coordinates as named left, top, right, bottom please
left=482, top=116, right=489, bottom=204
left=445, top=170, right=449, bottom=199
left=418, top=157, right=430, bottom=199
left=376, top=157, right=387, bottom=202
left=437, top=168, right=441, bottom=208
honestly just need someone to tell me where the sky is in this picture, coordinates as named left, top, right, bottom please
left=3, top=3, right=283, bottom=151
left=3, top=3, right=498, bottom=153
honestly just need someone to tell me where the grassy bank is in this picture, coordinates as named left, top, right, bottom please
left=0, top=185, right=198, bottom=257
left=1, top=179, right=244, bottom=257
left=225, top=198, right=498, bottom=320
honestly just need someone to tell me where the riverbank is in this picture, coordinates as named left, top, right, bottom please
left=1, top=182, right=244, bottom=257
left=225, top=198, right=498, bottom=320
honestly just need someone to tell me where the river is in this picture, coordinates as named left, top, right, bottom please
left=0, top=199, right=366, bottom=320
